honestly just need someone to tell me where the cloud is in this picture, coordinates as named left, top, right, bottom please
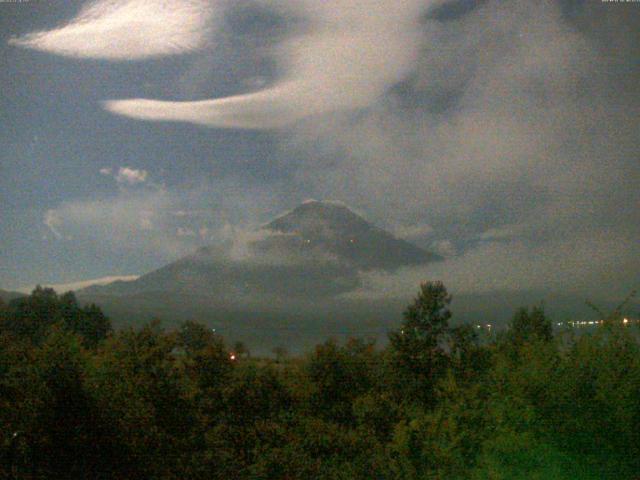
left=115, top=167, right=148, bottom=185
left=99, top=166, right=150, bottom=187
left=176, top=227, right=196, bottom=237
left=46, top=189, right=174, bottom=243
left=395, top=224, right=433, bottom=240
left=18, top=0, right=639, bottom=303
left=430, top=239, right=456, bottom=258
left=41, top=178, right=285, bottom=260
left=44, top=210, right=63, bottom=240
left=103, top=0, right=431, bottom=128
left=42, top=187, right=337, bottom=272
left=479, top=224, right=528, bottom=242
left=9, top=0, right=215, bottom=60
left=289, top=37, right=590, bottom=223
left=18, top=275, right=140, bottom=294
left=347, top=228, right=639, bottom=302
left=283, top=0, right=639, bottom=299
left=11, top=0, right=432, bottom=128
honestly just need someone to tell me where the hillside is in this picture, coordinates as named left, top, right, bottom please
left=0, top=289, right=26, bottom=303
left=79, top=200, right=438, bottom=300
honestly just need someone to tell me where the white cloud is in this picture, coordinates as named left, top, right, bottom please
left=395, top=224, right=433, bottom=240
left=41, top=189, right=200, bottom=259
left=18, top=275, right=140, bottom=294
left=217, top=223, right=342, bottom=267
left=11, top=0, right=430, bottom=128
left=176, top=227, right=196, bottom=237
left=346, top=230, right=639, bottom=302
left=430, top=239, right=456, bottom=258
left=115, top=167, right=148, bottom=185
left=139, top=209, right=155, bottom=230
left=103, top=0, right=431, bottom=128
left=100, top=166, right=149, bottom=185
left=41, top=178, right=284, bottom=261
left=8, top=0, right=215, bottom=60
left=44, top=210, right=63, bottom=239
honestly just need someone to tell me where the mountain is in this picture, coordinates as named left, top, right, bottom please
left=263, top=200, right=436, bottom=270
left=70, top=201, right=640, bottom=354
left=0, top=289, right=26, bottom=303
left=70, top=201, right=635, bottom=355
left=80, top=200, right=438, bottom=301
left=72, top=201, right=440, bottom=352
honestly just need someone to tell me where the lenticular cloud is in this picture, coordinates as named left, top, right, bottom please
left=9, top=0, right=214, bottom=60
left=104, top=0, right=430, bottom=129
left=11, top=0, right=430, bottom=129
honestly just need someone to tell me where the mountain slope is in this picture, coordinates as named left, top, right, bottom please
left=262, top=200, right=437, bottom=270
left=80, top=200, right=438, bottom=300
left=0, top=289, right=26, bottom=303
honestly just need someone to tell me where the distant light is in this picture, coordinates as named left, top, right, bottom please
left=476, top=325, right=481, bottom=329
left=623, top=318, right=629, bottom=324
left=557, top=322, right=562, bottom=326
left=230, top=354, right=236, bottom=361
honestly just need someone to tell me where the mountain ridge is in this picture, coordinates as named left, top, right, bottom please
left=79, top=200, right=438, bottom=298
left=0, top=289, right=26, bottom=303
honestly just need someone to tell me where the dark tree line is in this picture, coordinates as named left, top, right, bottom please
left=0, top=282, right=639, bottom=478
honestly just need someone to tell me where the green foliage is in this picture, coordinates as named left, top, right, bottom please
left=389, top=281, right=453, bottom=404
left=305, top=338, right=379, bottom=424
left=1, top=283, right=639, bottom=478
left=506, top=305, right=553, bottom=345
left=0, top=287, right=112, bottom=347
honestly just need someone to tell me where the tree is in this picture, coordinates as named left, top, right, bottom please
left=89, top=322, right=195, bottom=478
left=59, top=293, right=111, bottom=348
left=306, top=338, right=378, bottom=425
left=2, top=286, right=59, bottom=342
left=449, top=324, right=489, bottom=382
left=76, top=303, right=111, bottom=348
left=0, top=289, right=111, bottom=348
left=178, top=320, right=217, bottom=352
left=272, top=346, right=288, bottom=363
left=507, top=306, right=552, bottom=345
left=233, top=341, right=250, bottom=359
left=389, top=281, right=452, bottom=405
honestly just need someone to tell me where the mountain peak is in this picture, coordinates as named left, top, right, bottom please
left=77, top=201, right=438, bottom=300
left=301, top=198, right=348, bottom=207
left=263, top=200, right=437, bottom=270
left=267, top=200, right=367, bottom=233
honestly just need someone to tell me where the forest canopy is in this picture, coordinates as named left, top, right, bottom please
left=1, top=283, right=639, bottom=479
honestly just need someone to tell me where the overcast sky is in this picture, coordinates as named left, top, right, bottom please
left=1, top=0, right=638, bottom=300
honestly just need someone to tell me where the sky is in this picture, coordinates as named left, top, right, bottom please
left=1, top=0, right=638, bottom=301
